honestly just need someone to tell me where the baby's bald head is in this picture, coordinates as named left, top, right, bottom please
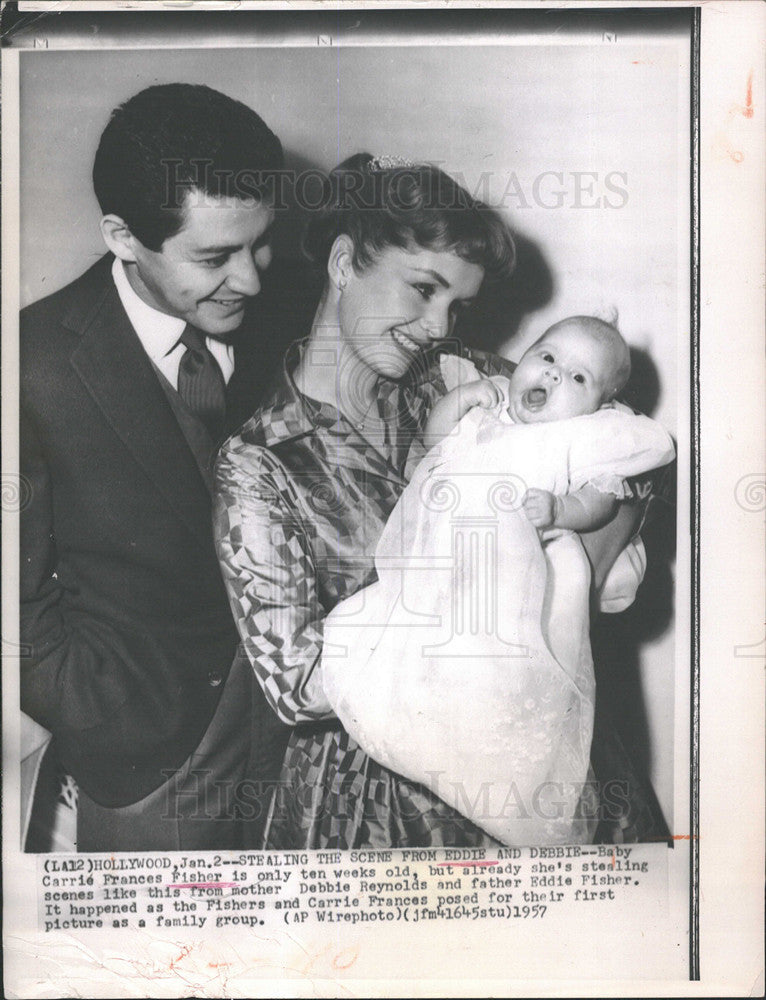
left=508, top=315, right=632, bottom=424
left=542, top=316, right=631, bottom=402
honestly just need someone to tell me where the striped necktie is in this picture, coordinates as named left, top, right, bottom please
left=177, top=324, right=226, bottom=440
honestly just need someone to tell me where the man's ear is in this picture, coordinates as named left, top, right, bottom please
left=100, top=215, right=140, bottom=263
left=327, top=234, right=355, bottom=291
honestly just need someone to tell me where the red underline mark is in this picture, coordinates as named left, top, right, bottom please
left=436, top=860, right=499, bottom=867
left=168, top=882, right=238, bottom=890
left=644, top=834, right=700, bottom=842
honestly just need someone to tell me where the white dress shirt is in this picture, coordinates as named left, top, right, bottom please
left=112, top=258, right=234, bottom=388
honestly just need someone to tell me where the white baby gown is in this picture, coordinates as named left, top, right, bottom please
left=321, top=357, right=675, bottom=846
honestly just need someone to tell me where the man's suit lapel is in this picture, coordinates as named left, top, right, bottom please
left=66, top=264, right=213, bottom=542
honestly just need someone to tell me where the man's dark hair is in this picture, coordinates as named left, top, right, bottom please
left=93, top=83, right=283, bottom=251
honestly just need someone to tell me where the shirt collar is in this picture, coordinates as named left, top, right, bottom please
left=255, top=338, right=437, bottom=484
left=253, top=340, right=514, bottom=454
left=256, top=339, right=337, bottom=447
left=111, top=257, right=185, bottom=363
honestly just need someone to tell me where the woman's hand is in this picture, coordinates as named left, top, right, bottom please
left=424, top=379, right=503, bottom=449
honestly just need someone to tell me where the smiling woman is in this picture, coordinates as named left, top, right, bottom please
left=292, top=153, right=512, bottom=423
left=212, top=155, right=523, bottom=848
left=298, top=240, right=485, bottom=420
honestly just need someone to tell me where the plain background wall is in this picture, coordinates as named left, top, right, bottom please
left=18, top=38, right=689, bottom=822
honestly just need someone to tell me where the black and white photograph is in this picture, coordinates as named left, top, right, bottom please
left=1, top=2, right=763, bottom=995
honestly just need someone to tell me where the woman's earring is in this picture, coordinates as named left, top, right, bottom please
left=337, top=277, right=347, bottom=292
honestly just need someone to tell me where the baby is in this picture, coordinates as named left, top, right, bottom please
left=424, top=315, right=633, bottom=534
left=321, top=317, right=675, bottom=847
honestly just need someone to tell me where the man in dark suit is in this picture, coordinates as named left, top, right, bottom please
left=20, top=83, right=296, bottom=851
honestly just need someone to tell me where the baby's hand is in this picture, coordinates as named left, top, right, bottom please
left=522, top=488, right=560, bottom=528
left=424, top=379, right=502, bottom=448
left=458, top=379, right=503, bottom=412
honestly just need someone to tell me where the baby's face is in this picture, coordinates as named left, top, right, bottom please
left=507, top=325, right=614, bottom=424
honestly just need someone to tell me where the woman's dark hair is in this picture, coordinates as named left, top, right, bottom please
left=93, top=83, right=283, bottom=251
left=302, top=153, right=515, bottom=282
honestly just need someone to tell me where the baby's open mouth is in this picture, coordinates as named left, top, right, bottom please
left=522, top=386, right=548, bottom=410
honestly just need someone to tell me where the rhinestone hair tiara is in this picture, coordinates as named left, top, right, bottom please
left=366, top=154, right=418, bottom=172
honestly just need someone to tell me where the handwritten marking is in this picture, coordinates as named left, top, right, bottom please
left=723, top=71, right=755, bottom=162
left=737, top=71, right=754, bottom=119
left=298, top=944, right=333, bottom=978
left=332, top=947, right=359, bottom=970
left=169, top=945, right=193, bottom=971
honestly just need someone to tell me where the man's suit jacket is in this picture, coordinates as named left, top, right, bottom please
left=20, top=253, right=316, bottom=808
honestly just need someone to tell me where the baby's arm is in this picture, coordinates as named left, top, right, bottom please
left=423, top=379, right=502, bottom=449
left=523, top=484, right=618, bottom=532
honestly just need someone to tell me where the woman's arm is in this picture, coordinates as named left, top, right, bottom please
left=580, top=499, right=644, bottom=593
left=213, top=444, right=335, bottom=725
